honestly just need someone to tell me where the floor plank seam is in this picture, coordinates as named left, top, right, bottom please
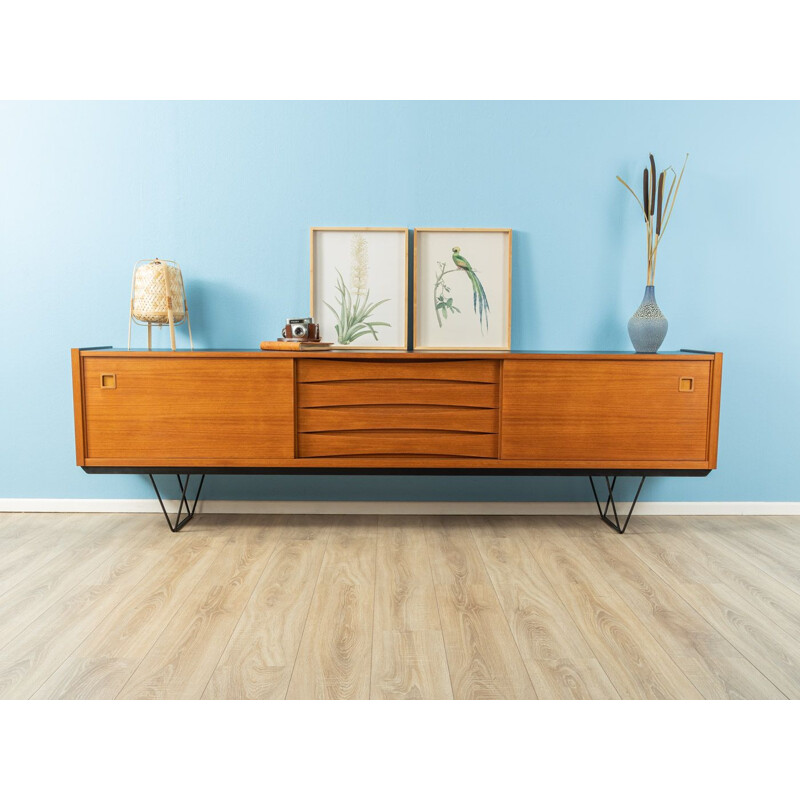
left=111, top=521, right=240, bottom=699
left=0, top=520, right=80, bottom=600
left=645, top=524, right=800, bottom=655
left=198, top=520, right=288, bottom=700
left=564, top=519, right=636, bottom=696
left=421, top=518, right=456, bottom=701
left=540, top=516, right=628, bottom=698
left=0, top=512, right=126, bottom=607
left=700, top=526, right=800, bottom=600
left=368, top=516, right=380, bottom=700
left=617, top=525, right=790, bottom=699
left=574, top=523, right=720, bottom=701
left=527, top=516, right=704, bottom=698
left=516, top=517, right=627, bottom=699
left=282, top=519, right=335, bottom=699
left=631, top=518, right=797, bottom=692
left=467, top=517, right=539, bottom=699
left=564, top=523, right=720, bottom=699
left=0, top=518, right=160, bottom=696
left=22, top=520, right=175, bottom=699
left=422, top=523, right=455, bottom=701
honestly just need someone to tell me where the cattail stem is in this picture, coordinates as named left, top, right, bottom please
left=620, top=153, right=688, bottom=285
left=649, top=154, right=657, bottom=217
left=651, top=243, right=657, bottom=285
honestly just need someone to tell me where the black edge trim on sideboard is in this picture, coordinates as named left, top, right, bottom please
left=83, top=467, right=711, bottom=477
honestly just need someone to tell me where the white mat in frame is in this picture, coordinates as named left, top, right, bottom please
left=310, top=227, right=408, bottom=349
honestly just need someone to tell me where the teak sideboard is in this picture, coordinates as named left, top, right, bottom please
left=71, top=348, right=723, bottom=532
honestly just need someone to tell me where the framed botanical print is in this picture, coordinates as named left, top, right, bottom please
left=414, top=228, right=512, bottom=350
left=311, top=227, right=408, bottom=349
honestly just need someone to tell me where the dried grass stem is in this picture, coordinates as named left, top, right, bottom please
left=618, top=153, right=689, bottom=286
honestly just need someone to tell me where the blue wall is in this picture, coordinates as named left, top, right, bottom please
left=1, top=101, right=798, bottom=502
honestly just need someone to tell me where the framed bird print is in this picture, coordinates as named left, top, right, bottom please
left=413, top=228, right=512, bottom=350
left=311, top=227, right=409, bottom=349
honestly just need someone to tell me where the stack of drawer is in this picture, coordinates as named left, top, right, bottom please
left=295, top=359, right=500, bottom=458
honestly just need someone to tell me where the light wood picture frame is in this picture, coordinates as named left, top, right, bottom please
left=311, top=227, right=409, bottom=350
left=413, top=228, right=512, bottom=350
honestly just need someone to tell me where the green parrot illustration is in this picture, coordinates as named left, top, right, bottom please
left=451, top=247, right=490, bottom=331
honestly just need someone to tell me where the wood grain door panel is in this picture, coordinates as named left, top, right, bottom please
left=82, top=357, right=294, bottom=464
left=501, top=360, right=712, bottom=463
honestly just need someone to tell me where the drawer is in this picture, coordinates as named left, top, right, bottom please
left=295, top=357, right=501, bottom=459
left=297, top=358, right=499, bottom=384
left=297, top=379, right=499, bottom=409
left=297, top=405, right=498, bottom=433
left=298, top=431, right=498, bottom=458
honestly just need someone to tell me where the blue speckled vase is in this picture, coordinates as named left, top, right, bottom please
left=628, top=285, right=668, bottom=353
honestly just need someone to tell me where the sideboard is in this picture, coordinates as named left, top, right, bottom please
left=71, top=348, right=723, bottom=532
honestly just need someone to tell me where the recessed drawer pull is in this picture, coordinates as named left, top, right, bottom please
left=679, top=377, right=694, bottom=392
left=100, top=374, right=116, bottom=389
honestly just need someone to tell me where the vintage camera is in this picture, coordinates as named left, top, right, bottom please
left=282, top=317, right=321, bottom=342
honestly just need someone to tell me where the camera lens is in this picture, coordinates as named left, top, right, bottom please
left=293, top=326, right=305, bottom=336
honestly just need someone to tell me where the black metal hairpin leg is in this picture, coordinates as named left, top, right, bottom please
left=148, top=473, right=206, bottom=532
left=588, top=475, right=646, bottom=534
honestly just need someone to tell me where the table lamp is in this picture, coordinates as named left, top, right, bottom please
left=127, top=258, right=193, bottom=351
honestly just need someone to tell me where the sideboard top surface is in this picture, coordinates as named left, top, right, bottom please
left=76, top=348, right=719, bottom=360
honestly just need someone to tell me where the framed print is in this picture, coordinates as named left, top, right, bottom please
left=311, top=227, right=408, bottom=350
left=414, top=228, right=512, bottom=350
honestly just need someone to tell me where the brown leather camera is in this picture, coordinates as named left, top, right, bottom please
left=282, top=317, right=321, bottom=342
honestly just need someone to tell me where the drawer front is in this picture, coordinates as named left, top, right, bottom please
left=298, top=431, right=497, bottom=458
left=81, top=357, right=294, bottom=464
left=501, top=359, right=712, bottom=463
left=296, top=358, right=499, bottom=384
left=297, top=379, right=498, bottom=409
left=297, top=405, right=498, bottom=433
left=296, top=358, right=500, bottom=459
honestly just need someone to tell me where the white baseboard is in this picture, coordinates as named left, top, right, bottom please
left=1, top=499, right=799, bottom=515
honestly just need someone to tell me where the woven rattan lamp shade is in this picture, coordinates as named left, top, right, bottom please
left=128, top=258, right=193, bottom=351
left=133, top=260, right=186, bottom=323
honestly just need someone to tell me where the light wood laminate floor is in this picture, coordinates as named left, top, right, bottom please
left=0, top=512, right=798, bottom=699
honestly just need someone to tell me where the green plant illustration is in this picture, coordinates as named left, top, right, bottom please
left=324, top=270, right=391, bottom=345
left=350, top=232, right=369, bottom=298
left=432, top=261, right=461, bottom=327
left=324, top=232, right=392, bottom=345
left=433, top=247, right=490, bottom=332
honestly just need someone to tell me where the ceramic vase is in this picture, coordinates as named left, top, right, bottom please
left=627, top=285, right=668, bottom=353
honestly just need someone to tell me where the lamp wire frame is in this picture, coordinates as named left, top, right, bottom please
left=128, top=258, right=193, bottom=351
